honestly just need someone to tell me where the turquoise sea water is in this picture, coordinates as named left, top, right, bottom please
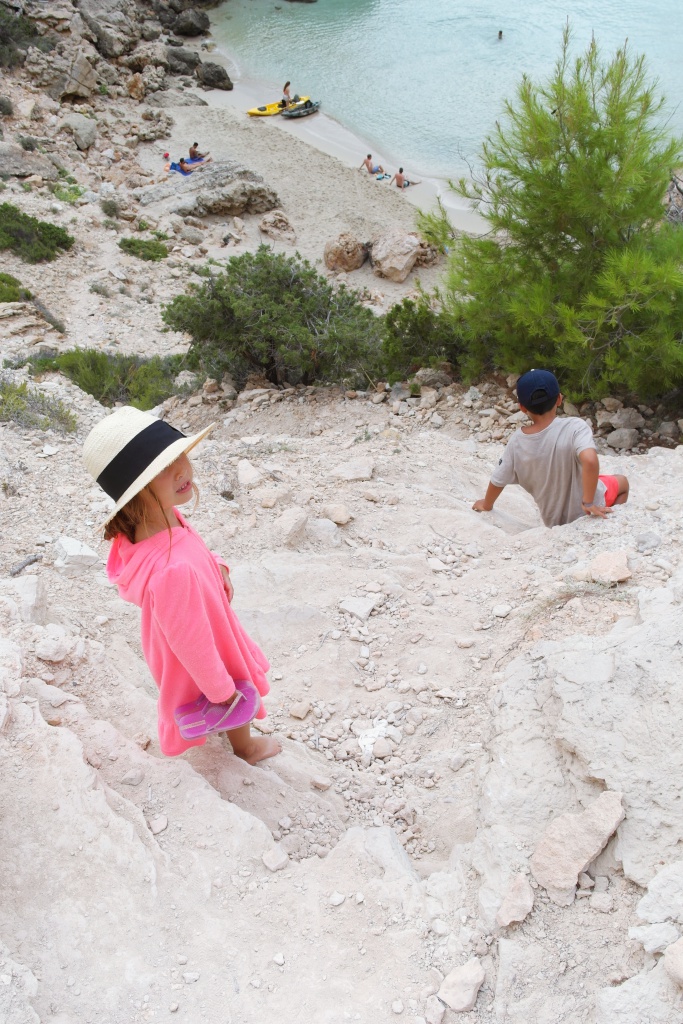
left=212, top=0, right=682, bottom=178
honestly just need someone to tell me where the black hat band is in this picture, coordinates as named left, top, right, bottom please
left=96, top=419, right=186, bottom=502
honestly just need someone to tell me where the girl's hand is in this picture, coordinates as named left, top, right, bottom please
left=220, top=565, right=234, bottom=603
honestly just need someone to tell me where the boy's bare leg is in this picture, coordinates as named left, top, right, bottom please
left=227, top=723, right=281, bottom=764
left=614, top=475, right=629, bottom=504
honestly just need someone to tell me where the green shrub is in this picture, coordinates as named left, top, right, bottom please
left=52, top=183, right=85, bottom=205
left=0, top=378, right=76, bottom=432
left=162, top=245, right=381, bottom=386
left=89, top=281, right=111, bottom=297
left=118, top=236, right=168, bottom=261
left=18, top=135, right=38, bottom=151
left=102, top=218, right=119, bottom=232
left=98, top=83, right=109, bottom=96
left=19, top=349, right=190, bottom=410
left=0, top=96, right=13, bottom=116
left=0, top=272, right=31, bottom=303
left=0, top=8, right=53, bottom=68
left=0, top=273, right=30, bottom=304
left=137, top=219, right=150, bottom=232
left=152, top=229, right=169, bottom=241
left=382, top=296, right=463, bottom=381
left=420, top=27, right=683, bottom=401
left=0, top=203, right=74, bottom=263
left=99, top=197, right=120, bottom=218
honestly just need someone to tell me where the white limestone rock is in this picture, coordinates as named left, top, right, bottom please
left=54, top=536, right=99, bottom=576
left=495, top=873, right=534, bottom=928
left=328, top=458, right=374, bottom=482
left=438, top=958, right=485, bottom=1012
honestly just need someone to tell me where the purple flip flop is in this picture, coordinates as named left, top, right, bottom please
left=174, top=680, right=261, bottom=740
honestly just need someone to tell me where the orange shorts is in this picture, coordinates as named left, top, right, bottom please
left=599, top=474, right=620, bottom=507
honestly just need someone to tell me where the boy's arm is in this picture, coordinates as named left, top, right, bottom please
left=578, top=448, right=611, bottom=517
left=473, top=482, right=505, bottom=512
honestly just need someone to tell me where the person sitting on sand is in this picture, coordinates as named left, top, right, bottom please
left=280, top=81, right=292, bottom=108
left=189, top=142, right=208, bottom=161
left=390, top=167, right=421, bottom=189
left=360, top=154, right=384, bottom=176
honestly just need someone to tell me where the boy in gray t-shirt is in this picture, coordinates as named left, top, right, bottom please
left=473, top=370, right=629, bottom=528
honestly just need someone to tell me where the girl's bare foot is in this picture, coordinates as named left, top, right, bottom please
left=231, top=735, right=281, bottom=765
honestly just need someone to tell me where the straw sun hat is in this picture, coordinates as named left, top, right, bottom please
left=83, top=406, right=214, bottom=526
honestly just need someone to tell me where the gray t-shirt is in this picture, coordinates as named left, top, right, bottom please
left=490, top=417, right=606, bottom=527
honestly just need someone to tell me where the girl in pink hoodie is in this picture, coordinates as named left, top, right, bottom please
left=83, top=407, right=280, bottom=763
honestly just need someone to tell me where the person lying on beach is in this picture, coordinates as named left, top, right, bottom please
left=164, top=156, right=213, bottom=175
left=189, top=142, right=208, bottom=160
left=390, top=167, right=421, bottom=188
left=360, top=154, right=384, bottom=175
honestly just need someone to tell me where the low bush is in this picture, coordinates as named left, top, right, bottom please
left=118, top=237, right=168, bottom=261
left=89, top=281, right=111, bottom=297
left=18, top=135, right=38, bottom=151
left=0, top=203, right=74, bottom=263
left=382, top=296, right=463, bottom=381
left=99, top=197, right=120, bottom=218
left=0, top=96, right=13, bottom=116
left=52, top=183, right=85, bottom=205
left=0, top=8, right=53, bottom=68
left=162, top=246, right=381, bottom=386
left=19, top=349, right=190, bottom=410
left=0, top=378, right=76, bottom=433
left=0, top=272, right=31, bottom=303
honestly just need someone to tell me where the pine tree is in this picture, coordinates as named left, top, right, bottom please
left=421, top=26, right=683, bottom=400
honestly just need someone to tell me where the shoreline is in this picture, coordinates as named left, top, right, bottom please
left=204, top=16, right=489, bottom=237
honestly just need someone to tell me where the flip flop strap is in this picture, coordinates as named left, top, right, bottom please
left=211, top=689, right=245, bottom=728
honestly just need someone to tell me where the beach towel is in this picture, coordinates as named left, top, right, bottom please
left=169, top=162, right=191, bottom=176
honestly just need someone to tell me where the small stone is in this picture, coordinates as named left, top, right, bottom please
left=417, top=662, right=428, bottom=675
left=311, top=775, right=332, bottom=791
left=329, top=458, right=374, bottom=482
left=290, top=701, right=311, bottom=720
left=492, top=604, right=512, bottom=618
left=425, top=994, right=445, bottom=1024
left=169, top=1004, right=179, bottom=1013
left=438, top=958, right=485, bottom=1012
left=273, top=953, right=285, bottom=966
left=530, top=791, right=624, bottom=905
left=604, top=427, right=640, bottom=450
left=495, top=874, right=534, bottom=928
left=276, top=508, right=308, bottom=547
left=372, top=737, right=393, bottom=759
left=250, top=977, right=261, bottom=989
left=149, top=814, right=168, bottom=835
left=53, top=536, right=99, bottom=576
left=321, top=503, right=353, bottom=525
left=329, top=891, right=346, bottom=906
left=237, top=459, right=264, bottom=488
left=35, top=637, right=69, bottom=663
left=664, top=937, right=683, bottom=988
left=339, top=596, right=379, bottom=622
left=121, top=767, right=145, bottom=786
left=591, top=892, right=614, bottom=913
left=455, top=638, right=475, bottom=649
left=392, top=1000, right=404, bottom=1014
left=589, top=551, right=632, bottom=586
left=262, top=847, right=289, bottom=872
left=183, top=972, right=200, bottom=984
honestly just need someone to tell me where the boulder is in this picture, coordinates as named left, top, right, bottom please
left=165, top=46, right=201, bottom=74
left=438, top=959, right=485, bottom=1012
left=0, top=143, right=58, bottom=181
left=122, top=41, right=170, bottom=72
left=370, top=228, right=422, bottom=283
left=127, top=73, right=147, bottom=102
left=305, top=518, right=341, bottom=548
left=276, top=508, right=308, bottom=548
left=589, top=551, right=632, bottom=586
left=196, top=62, right=233, bottom=90
left=173, top=9, right=210, bottom=36
left=259, top=210, right=296, bottom=243
left=604, top=427, right=640, bottom=450
left=328, top=457, right=374, bottom=482
left=412, top=366, right=453, bottom=388
left=60, top=112, right=97, bottom=151
left=324, top=232, right=368, bottom=273
left=79, top=0, right=142, bottom=57
left=530, top=791, right=624, bottom=905
left=663, top=937, right=683, bottom=987
left=134, top=162, right=278, bottom=217
left=24, top=47, right=98, bottom=102
left=610, top=406, right=645, bottom=430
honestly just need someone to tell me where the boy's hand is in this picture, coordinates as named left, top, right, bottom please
left=472, top=499, right=493, bottom=512
left=220, top=565, right=234, bottom=602
left=582, top=502, right=612, bottom=518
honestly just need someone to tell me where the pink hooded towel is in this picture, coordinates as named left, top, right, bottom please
left=107, top=510, right=269, bottom=756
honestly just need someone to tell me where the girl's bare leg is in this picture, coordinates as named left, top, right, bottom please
left=614, top=475, right=629, bottom=504
left=227, top=723, right=281, bottom=764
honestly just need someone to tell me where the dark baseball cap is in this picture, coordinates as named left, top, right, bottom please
left=516, top=369, right=560, bottom=410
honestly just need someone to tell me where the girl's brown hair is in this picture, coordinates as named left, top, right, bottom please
left=104, top=484, right=199, bottom=544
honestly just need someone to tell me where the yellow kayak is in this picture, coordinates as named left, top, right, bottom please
left=247, top=97, right=310, bottom=117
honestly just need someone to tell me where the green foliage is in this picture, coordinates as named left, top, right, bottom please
left=382, top=296, right=462, bottom=381
left=98, top=83, right=109, bottom=96
left=102, top=218, right=119, bottom=232
left=52, top=183, right=85, bottom=205
left=420, top=28, right=683, bottom=400
left=0, top=203, right=74, bottom=263
left=152, top=229, right=169, bottom=241
left=0, top=8, right=52, bottom=68
left=0, top=378, right=76, bottom=433
left=137, top=219, right=150, bottom=232
left=18, top=135, right=38, bottom=151
left=99, top=197, right=120, bottom=218
left=0, top=96, right=13, bottom=116
left=19, top=349, right=189, bottom=410
left=118, top=236, right=168, bottom=261
left=89, top=280, right=111, bottom=297
left=162, top=246, right=382, bottom=386
left=0, top=272, right=31, bottom=303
